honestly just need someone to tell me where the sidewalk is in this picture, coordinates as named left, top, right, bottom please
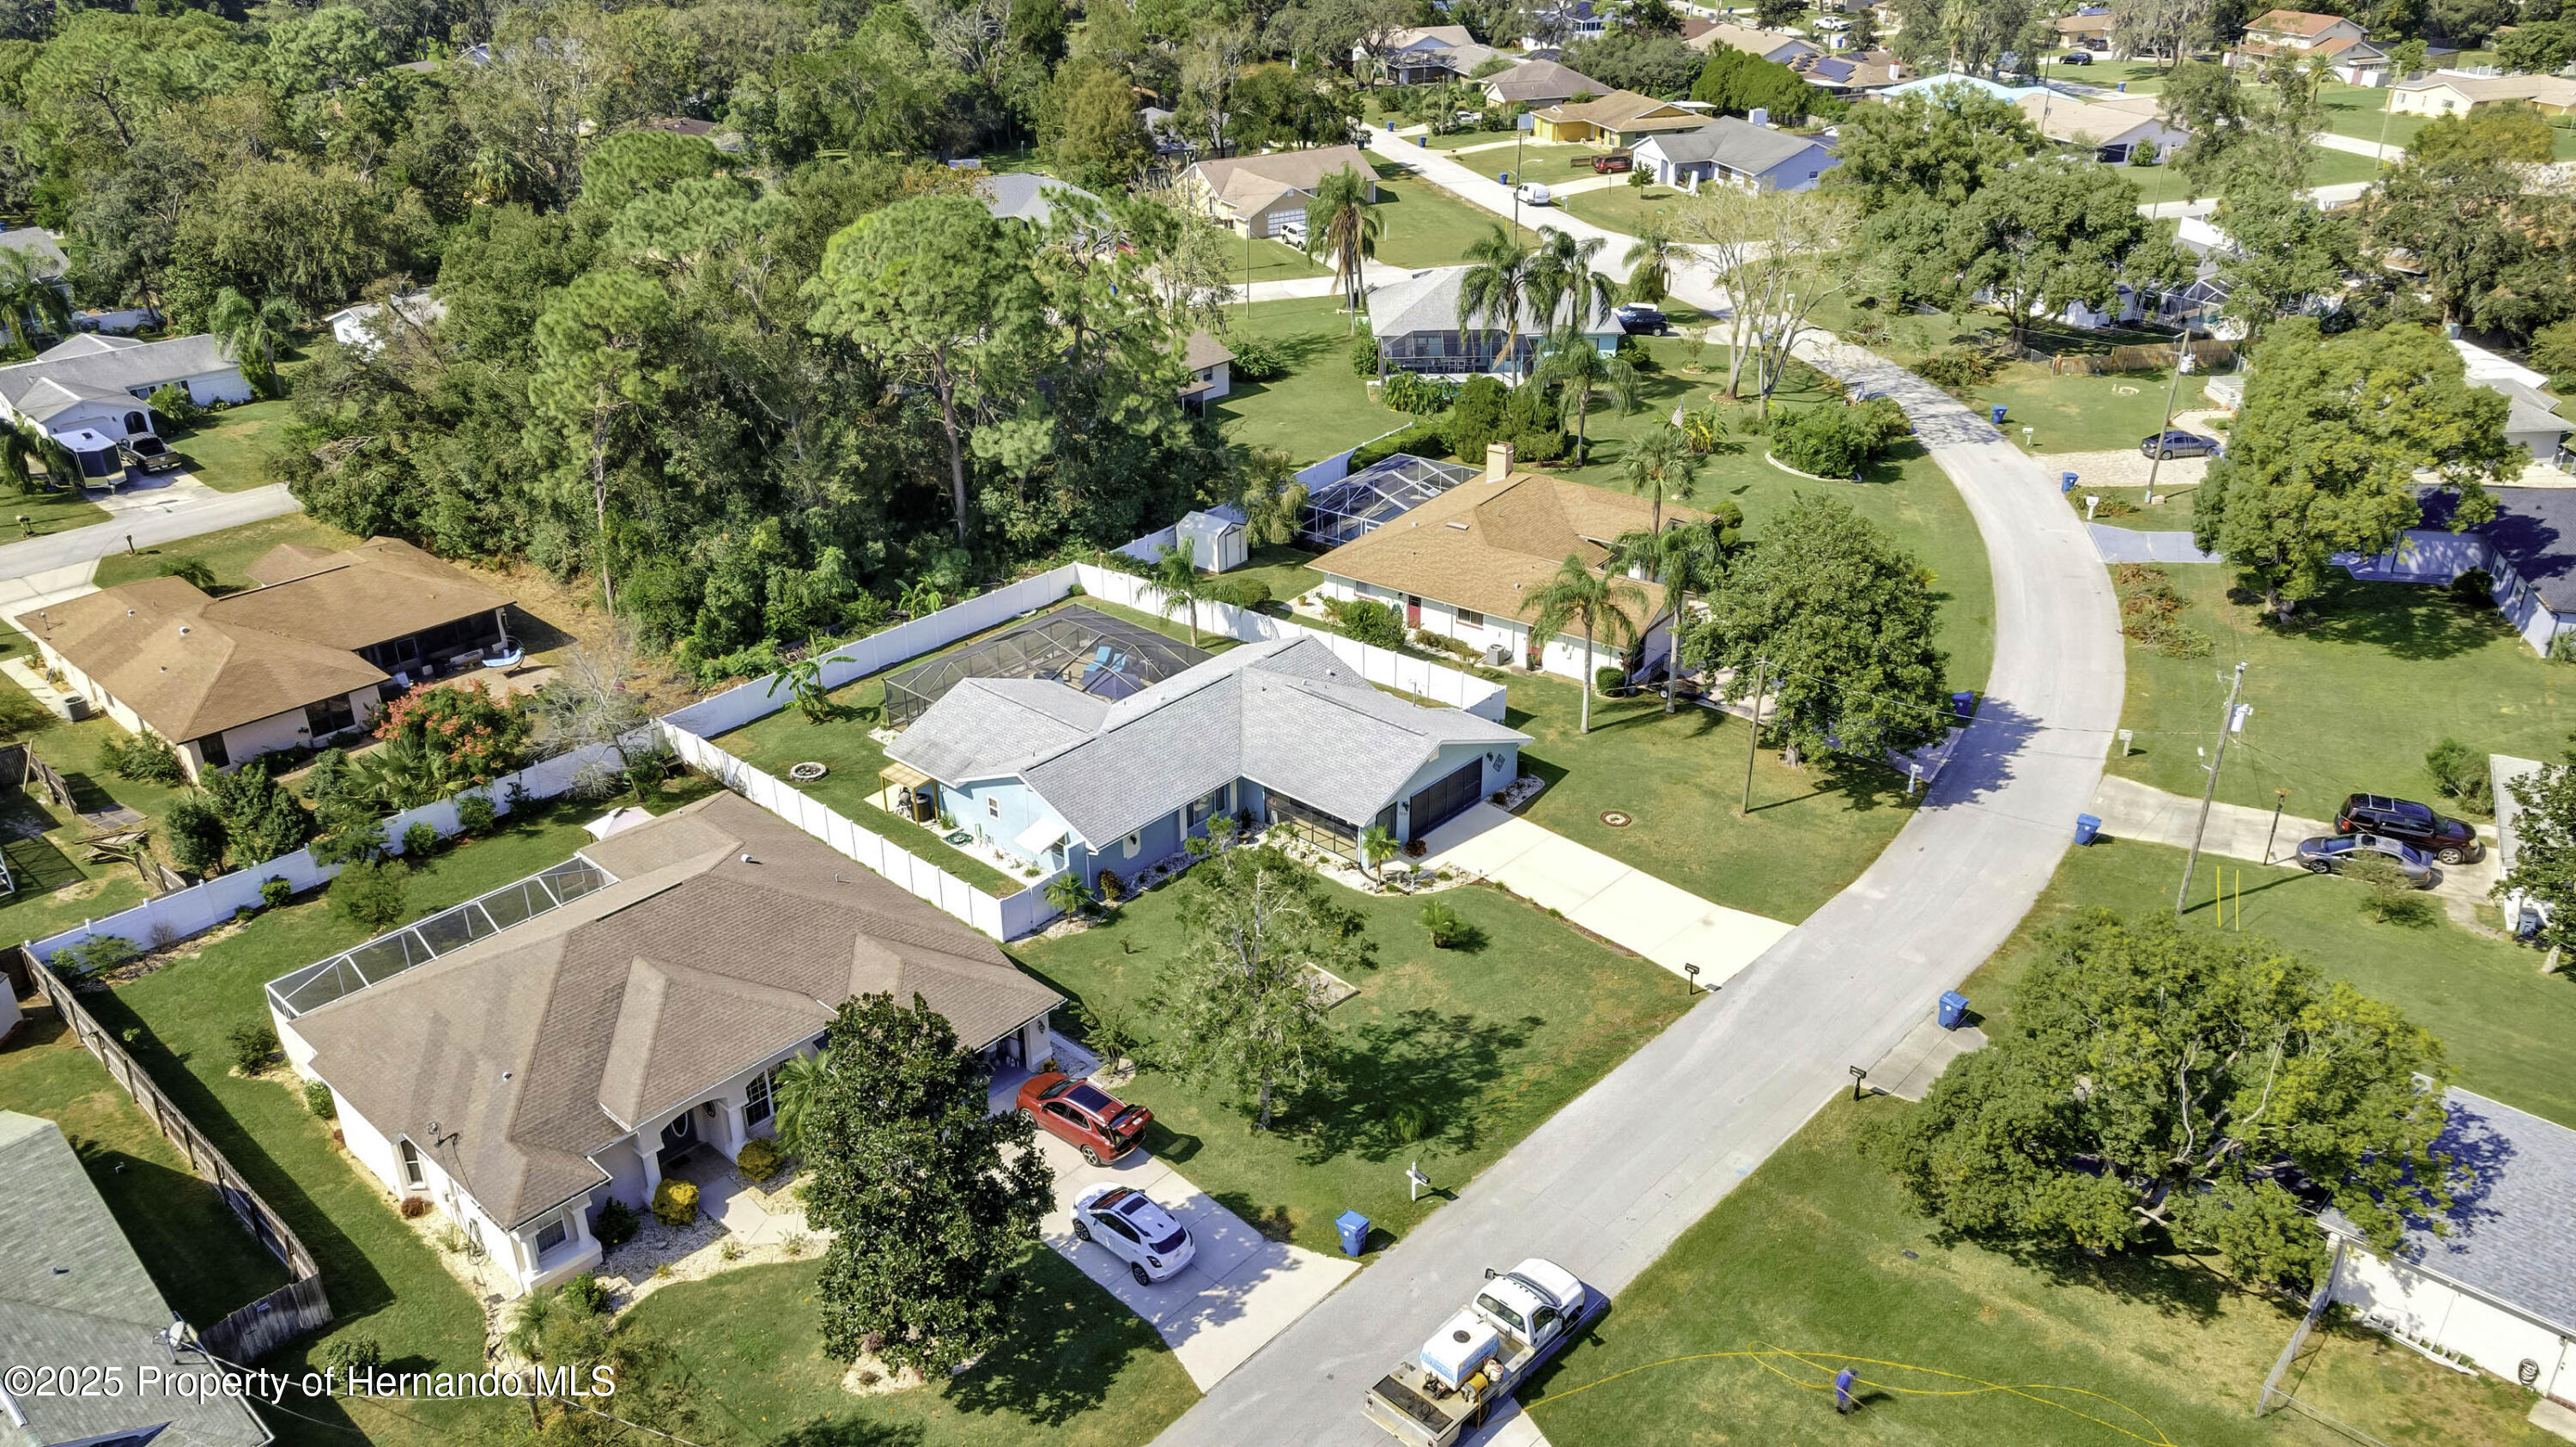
left=1416, top=803, right=1795, bottom=989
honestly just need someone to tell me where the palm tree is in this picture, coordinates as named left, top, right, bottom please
left=1359, top=822, right=1400, bottom=883
left=502, top=1289, right=556, bottom=1365
left=1456, top=224, right=1537, bottom=377
left=1144, top=543, right=1212, bottom=645
left=1624, top=222, right=1679, bottom=307
left=1622, top=425, right=1700, bottom=534
left=1532, top=324, right=1642, bottom=466
left=1612, top=522, right=1721, bottom=715
left=1523, top=553, right=1649, bottom=735
left=207, top=288, right=298, bottom=393
left=0, top=248, right=70, bottom=350
left=1526, top=228, right=1618, bottom=334
left=769, top=1047, right=835, bottom=1154
left=1303, top=167, right=1382, bottom=323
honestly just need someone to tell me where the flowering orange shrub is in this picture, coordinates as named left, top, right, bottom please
left=373, top=678, right=532, bottom=787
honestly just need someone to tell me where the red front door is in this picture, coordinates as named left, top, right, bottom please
left=1405, top=594, right=1422, bottom=628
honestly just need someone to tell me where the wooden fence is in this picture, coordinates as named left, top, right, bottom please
left=24, top=948, right=333, bottom=1361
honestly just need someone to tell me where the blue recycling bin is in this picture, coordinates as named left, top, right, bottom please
left=1990, top=404, right=2008, bottom=425
left=1336, top=1210, right=1370, bottom=1256
left=1499, top=172, right=1510, bottom=185
left=2075, top=812, right=2103, bottom=845
left=1416, top=135, right=1427, bottom=147
left=1950, top=690, right=1975, bottom=721
left=2061, top=471, right=2079, bottom=494
left=1938, top=991, right=1971, bottom=1030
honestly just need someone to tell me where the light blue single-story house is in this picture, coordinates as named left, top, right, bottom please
left=887, top=634, right=1528, bottom=879
left=1370, top=264, right=1622, bottom=378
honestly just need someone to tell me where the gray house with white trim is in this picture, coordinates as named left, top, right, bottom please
left=1631, top=118, right=1839, bottom=192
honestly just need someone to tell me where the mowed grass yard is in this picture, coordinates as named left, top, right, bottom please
left=2, top=481, right=112, bottom=533
left=1370, top=171, right=1511, bottom=268
left=1973, top=362, right=2193, bottom=456
left=170, top=398, right=295, bottom=492
left=1555, top=181, right=1689, bottom=238
left=1207, top=295, right=1407, bottom=463
left=92, top=509, right=361, bottom=591
left=1525, top=1098, right=2555, bottom=1447
left=0, top=1000, right=289, bottom=1326
left=1012, top=876, right=1692, bottom=1256
left=616, top=1251, right=1197, bottom=1447
left=2106, top=564, right=2576, bottom=815
left=80, top=780, right=714, bottom=1447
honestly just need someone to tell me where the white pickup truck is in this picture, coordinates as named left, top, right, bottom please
left=1362, top=1258, right=1602, bottom=1447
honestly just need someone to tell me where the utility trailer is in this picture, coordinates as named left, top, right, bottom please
left=1362, top=1258, right=1602, bottom=1447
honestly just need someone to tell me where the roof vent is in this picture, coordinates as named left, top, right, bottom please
left=1447, top=520, right=1470, bottom=531
left=177, top=624, right=190, bottom=636
left=739, top=853, right=756, bottom=865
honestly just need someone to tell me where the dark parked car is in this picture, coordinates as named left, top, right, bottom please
left=1591, top=151, right=1634, bottom=174
left=1017, top=1072, right=1151, bottom=1164
left=118, top=435, right=180, bottom=474
left=1615, top=303, right=1669, bottom=335
left=2335, top=793, right=2482, bottom=864
left=2295, top=834, right=2438, bottom=886
left=2139, top=429, right=2219, bottom=459
left=2061, top=49, right=2093, bottom=63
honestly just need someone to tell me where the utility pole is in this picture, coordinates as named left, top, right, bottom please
left=2177, top=660, right=2248, bottom=920
left=1739, top=656, right=1769, bottom=816
left=2141, top=323, right=2192, bottom=502
left=2263, top=787, right=2289, bottom=865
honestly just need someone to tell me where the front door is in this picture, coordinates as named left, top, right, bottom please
left=658, top=1110, right=697, bottom=1165
left=1405, top=594, right=1422, bottom=629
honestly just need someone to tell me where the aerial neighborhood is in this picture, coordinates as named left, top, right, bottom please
left=9, top=0, right=2576, bottom=1444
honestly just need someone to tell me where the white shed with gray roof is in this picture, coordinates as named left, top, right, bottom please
left=1176, top=505, right=1249, bottom=572
left=2322, top=1087, right=2576, bottom=1402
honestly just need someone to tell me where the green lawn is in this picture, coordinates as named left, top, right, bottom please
left=0, top=481, right=112, bottom=536
left=1225, top=543, right=1327, bottom=606
left=1554, top=183, right=1684, bottom=239
left=1011, top=877, right=1691, bottom=1256
left=1975, top=362, right=2191, bottom=456
left=2302, top=143, right=2385, bottom=190
left=82, top=780, right=714, bottom=1447
left=170, top=398, right=295, bottom=492
left=1232, top=234, right=1328, bottom=287
left=2319, top=84, right=2425, bottom=149
left=0, top=999, right=290, bottom=1326
left=1978, top=831, right=2576, bottom=1131
left=1370, top=173, right=1510, bottom=268
left=0, top=662, right=197, bottom=946
left=617, top=1252, right=1196, bottom=1447
left=91, top=510, right=361, bottom=591
left=1528, top=1097, right=2555, bottom=1447
left=1208, top=295, right=1409, bottom=464
left=2080, top=476, right=2208, bottom=533
left=1416, top=137, right=1599, bottom=176
left=2106, top=563, right=2576, bottom=815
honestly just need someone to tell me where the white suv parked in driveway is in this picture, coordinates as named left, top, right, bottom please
left=1071, top=1184, right=1196, bottom=1285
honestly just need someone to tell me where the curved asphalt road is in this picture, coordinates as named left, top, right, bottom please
left=1152, top=176, right=2125, bottom=1444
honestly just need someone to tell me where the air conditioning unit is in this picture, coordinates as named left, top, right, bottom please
left=1482, top=643, right=1510, bottom=667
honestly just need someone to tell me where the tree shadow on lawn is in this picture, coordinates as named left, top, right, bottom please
left=1282, top=1006, right=1540, bottom=1168
left=769, top=1420, right=927, bottom=1447
left=2264, top=576, right=2519, bottom=665
left=939, top=1248, right=1176, bottom=1428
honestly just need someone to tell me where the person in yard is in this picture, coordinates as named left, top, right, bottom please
left=1833, top=1366, right=1858, bottom=1416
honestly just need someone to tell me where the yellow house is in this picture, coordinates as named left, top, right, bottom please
left=2387, top=72, right=2576, bottom=119
left=1530, top=91, right=1708, bottom=147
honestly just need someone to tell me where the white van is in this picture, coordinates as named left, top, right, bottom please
left=1515, top=182, right=1552, bottom=206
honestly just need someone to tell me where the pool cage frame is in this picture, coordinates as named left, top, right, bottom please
left=1295, top=454, right=1478, bottom=551
left=880, top=605, right=1212, bottom=731
left=265, top=855, right=615, bottom=1020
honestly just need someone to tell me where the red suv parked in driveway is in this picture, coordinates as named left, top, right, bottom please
left=1017, top=1073, right=1151, bottom=1164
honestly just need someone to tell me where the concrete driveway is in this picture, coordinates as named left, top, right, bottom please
left=1417, top=804, right=1794, bottom=988
left=1032, top=1132, right=1357, bottom=1390
left=2087, top=775, right=2502, bottom=919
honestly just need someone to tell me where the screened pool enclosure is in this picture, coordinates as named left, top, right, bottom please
left=1295, top=454, right=1477, bottom=550
left=880, top=605, right=1212, bottom=729
left=266, top=855, right=614, bottom=1020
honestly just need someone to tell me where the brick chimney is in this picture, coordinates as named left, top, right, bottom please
left=1485, top=441, right=1515, bottom=483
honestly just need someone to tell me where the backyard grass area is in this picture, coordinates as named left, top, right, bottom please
left=1012, top=877, right=1691, bottom=1256
left=2105, top=563, right=2576, bottom=815
left=1207, top=295, right=1407, bottom=464
left=1975, top=362, right=2187, bottom=455
left=1526, top=1097, right=2555, bottom=1447
left=1554, top=182, right=1685, bottom=239
left=1226, top=543, right=1327, bottom=605
left=92, top=509, right=360, bottom=591
left=617, top=1251, right=1196, bottom=1447
left=0, top=663, right=197, bottom=945
left=1370, top=172, right=1508, bottom=267
left=0, top=1000, right=289, bottom=1326
left=2302, top=143, right=2385, bottom=190
left=1979, top=831, right=2576, bottom=1131
left=170, top=398, right=295, bottom=492
left=80, top=778, right=714, bottom=1447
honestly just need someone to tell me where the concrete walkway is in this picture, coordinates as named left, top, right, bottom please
left=0, top=480, right=299, bottom=582
left=2314, top=131, right=2403, bottom=161
left=2087, top=774, right=2502, bottom=915
left=1032, top=1130, right=1358, bottom=1391
left=1416, top=803, right=1794, bottom=989
left=1154, top=313, right=2126, bottom=1444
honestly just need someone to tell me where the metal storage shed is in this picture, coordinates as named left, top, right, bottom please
left=1177, top=505, right=1249, bottom=572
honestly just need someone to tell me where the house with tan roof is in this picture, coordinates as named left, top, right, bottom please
left=1482, top=58, right=1611, bottom=109
left=1530, top=90, right=1709, bottom=146
left=20, top=536, right=513, bottom=779
left=1182, top=145, right=1376, bottom=237
left=2390, top=71, right=2576, bottom=118
left=1312, top=445, right=1705, bottom=681
left=268, top=791, right=1065, bottom=1297
left=2228, top=9, right=2389, bottom=82
left=2014, top=91, right=2188, bottom=161
left=1684, top=21, right=1822, bottom=64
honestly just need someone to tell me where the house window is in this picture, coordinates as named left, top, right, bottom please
left=1456, top=609, right=1484, bottom=629
left=306, top=694, right=356, bottom=738
left=533, top=1210, right=568, bottom=1256
left=986, top=795, right=1000, bottom=819
left=1188, top=786, right=1228, bottom=827
left=744, top=1068, right=774, bottom=1126
left=1121, top=832, right=1140, bottom=859
left=197, top=732, right=230, bottom=769
left=400, top=1139, right=425, bottom=1189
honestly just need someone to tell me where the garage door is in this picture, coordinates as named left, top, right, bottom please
left=1407, top=759, right=1485, bottom=839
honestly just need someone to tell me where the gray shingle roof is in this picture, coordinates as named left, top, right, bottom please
left=889, top=635, right=1527, bottom=845
left=2322, top=1088, right=2576, bottom=1336
left=0, top=333, right=239, bottom=418
left=0, top=1111, right=275, bottom=1447
left=1370, top=264, right=1620, bottom=341
left=0, top=227, right=68, bottom=279
left=976, top=172, right=1103, bottom=228
left=1637, top=117, right=1834, bottom=175
left=2419, top=485, right=2576, bottom=613
left=288, top=793, right=1061, bottom=1226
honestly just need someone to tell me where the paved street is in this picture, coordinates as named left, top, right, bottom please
left=0, top=480, right=298, bottom=582
left=1151, top=321, right=2126, bottom=1440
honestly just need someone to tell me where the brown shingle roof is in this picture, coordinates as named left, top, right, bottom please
left=2247, top=8, right=2358, bottom=36
left=26, top=538, right=509, bottom=741
left=1314, top=471, right=1704, bottom=632
left=290, top=792, right=1064, bottom=1226
left=1536, top=90, right=1704, bottom=131
left=1191, top=145, right=1375, bottom=220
